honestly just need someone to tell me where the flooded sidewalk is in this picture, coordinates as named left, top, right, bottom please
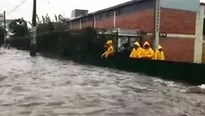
left=0, top=49, right=205, bottom=116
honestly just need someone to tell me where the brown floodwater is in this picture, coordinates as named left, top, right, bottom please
left=0, top=49, right=205, bottom=116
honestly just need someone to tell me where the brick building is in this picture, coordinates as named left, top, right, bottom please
left=67, top=0, right=201, bottom=63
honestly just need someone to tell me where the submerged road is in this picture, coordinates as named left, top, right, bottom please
left=0, top=49, right=205, bottom=116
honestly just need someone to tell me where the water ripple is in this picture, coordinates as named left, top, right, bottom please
left=0, top=48, right=204, bottom=116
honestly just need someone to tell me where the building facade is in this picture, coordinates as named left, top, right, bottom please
left=67, top=0, right=201, bottom=63
left=71, top=9, right=89, bottom=18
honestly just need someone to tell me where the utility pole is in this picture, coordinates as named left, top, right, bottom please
left=3, top=11, right=6, bottom=47
left=153, top=0, right=160, bottom=50
left=30, top=0, right=37, bottom=56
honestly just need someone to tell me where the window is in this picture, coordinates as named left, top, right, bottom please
left=116, top=9, right=121, bottom=16
left=106, top=10, right=113, bottom=18
left=96, top=10, right=114, bottom=20
left=97, top=13, right=103, bottom=20
left=81, top=18, right=85, bottom=23
left=84, top=17, right=88, bottom=22
left=87, top=16, right=93, bottom=22
left=119, top=4, right=137, bottom=15
left=117, top=0, right=154, bottom=16
left=101, top=12, right=106, bottom=19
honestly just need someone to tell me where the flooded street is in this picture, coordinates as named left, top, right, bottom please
left=0, top=49, right=205, bottom=116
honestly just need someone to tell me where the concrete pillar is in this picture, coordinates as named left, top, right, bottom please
left=93, top=15, right=96, bottom=28
left=113, top=10, right=116, bottom=28
left=153, top=0, right=160, bottom=50
left=69, top=22, right=72, bottom=29
left=79, top=19, right=82, bottom=29
left=194, top=5, right=205, bottom=63
left=194, top=5, right=204, bottom=63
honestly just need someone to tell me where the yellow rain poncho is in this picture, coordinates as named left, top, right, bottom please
left=154, top=45, right=165, bottom=60
left=101, top=40, right=114, bottom=58
left=141, top=41, right=154, bottom=59
left=129, top=41, right=143, bottom=58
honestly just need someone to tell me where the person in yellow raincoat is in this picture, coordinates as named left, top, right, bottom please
left=101, top=40, right=114, bottom=58
left=129, top=41, right=143, bottom=58
left=154, top=45, right=165, bottom=60
left=141, top=41, right=154, bottom=59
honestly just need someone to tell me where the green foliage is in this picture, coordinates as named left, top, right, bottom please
left=9, top=36, right=30, bottom=50
left=8, top=18, right=29, bottom=37
left=54, top=22, right=67, bottom=32
left=37, top=14, right=67, bottom=34
left=9, top=27, right=105, bottom=59
left=9, top=14, right=104, bottom=60
left=37, top=22, right=55, bottom=33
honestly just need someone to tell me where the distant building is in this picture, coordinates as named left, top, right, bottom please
left=67, top=0, right=200, bottom=63
left=71, top=9, right=88, bottom=18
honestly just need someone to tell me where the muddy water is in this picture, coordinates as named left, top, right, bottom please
left=0, top=49, right=205, bottom=116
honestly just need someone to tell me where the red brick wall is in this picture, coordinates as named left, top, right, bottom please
left=72, top=7, right=196, bottom=34
left=80, top=9, right=154, bottom=31
left=114, top=8, right=196, bottom=34
left=159, top=8, right=196, bottom=63
left=116, top=9, right=154, bottom=32
left=160, top=38, right=194, bottom=63
left=96, top=17, right=114, bottom=28
left=160, top=8, right=196, bottom=34
left=82, top=21, right=93, bottom=28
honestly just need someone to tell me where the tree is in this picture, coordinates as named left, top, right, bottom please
left=36, top=14, right=41, bottom=24
left=54, top=15, right=58, bottom=22
left=8, top=18, right=29, bottom=37
left=36, top=14, right=54, bottom=33
left=42, top=16, right=46, bottom=24
left=37, top=22, right=54, bottom=33
left=36, top=14, right=68, bottom=33
left=45, top=14, right=51, bottom=23
left=53, top=14, right=68, bottom=31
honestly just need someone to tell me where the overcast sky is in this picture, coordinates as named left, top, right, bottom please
left=0, top=0, right=205, bottom=21
left=0, top=0, right=130, bottom=21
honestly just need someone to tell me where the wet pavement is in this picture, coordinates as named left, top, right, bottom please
left=0, top=48, right=205, bottom=116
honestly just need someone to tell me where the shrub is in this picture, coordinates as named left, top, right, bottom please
left=9, top=36, right=30, bottom=50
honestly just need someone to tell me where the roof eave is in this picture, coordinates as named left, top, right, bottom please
left=67, top=0, right=152, bottom=22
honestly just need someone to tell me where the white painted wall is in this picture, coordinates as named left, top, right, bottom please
left=160, top=0, right=200, bottom=12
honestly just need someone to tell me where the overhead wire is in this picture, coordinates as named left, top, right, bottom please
left=6, top=0, right=68, bottom=21
left=7, top=0, right=28, bottom=14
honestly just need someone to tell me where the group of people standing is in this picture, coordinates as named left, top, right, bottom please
left=101, top=40, right=165, bottom=60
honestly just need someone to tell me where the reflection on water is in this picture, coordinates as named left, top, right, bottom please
left=0, top=49, right=205, bottom=116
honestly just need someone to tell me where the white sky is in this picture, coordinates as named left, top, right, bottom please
left=0, top=0, right=205, bottom=22
left=0, top=0, right=130, bottom=21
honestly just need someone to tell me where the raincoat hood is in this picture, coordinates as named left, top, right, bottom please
left=106, top=40, right=113, bottom=45
left=143, top=41, right=150, bottom=48
left=134, top=41, right=140, bottom=47
left=158, top=45, right=163, bottom=50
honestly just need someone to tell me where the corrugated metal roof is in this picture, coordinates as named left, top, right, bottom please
left=68, top=0, right=151, bottom=22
